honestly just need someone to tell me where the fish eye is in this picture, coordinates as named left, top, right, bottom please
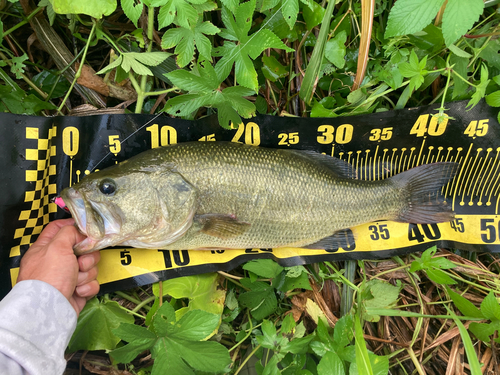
left=99, top=178, right=116, bottom=195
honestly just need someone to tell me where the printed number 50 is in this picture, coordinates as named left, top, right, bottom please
left=480, top=219, right=499, bottom=244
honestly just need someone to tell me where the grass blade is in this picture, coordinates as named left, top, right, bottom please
left=354, top=314, right=374, bottom=375
left=298, top=0, right=336, bottom=104
left=352, top=0, right=375, bottom=90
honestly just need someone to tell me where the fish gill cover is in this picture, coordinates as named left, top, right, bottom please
left=0, top=99, right=498, bottom=297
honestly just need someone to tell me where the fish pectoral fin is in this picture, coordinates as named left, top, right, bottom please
left=302, top=229, right=356, bottom=250
left=195, top=214, right=250, bottom=239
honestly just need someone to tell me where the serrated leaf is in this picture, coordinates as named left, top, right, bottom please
left=469, top=322, right=497, bottom=342
left=214, top=1, right=293, bottom=91
left=333, top=314, right=354, bottom=349
left=96, top=55, right=123, bottom=75
left=130, top=51, right=172, bottom=66
left=169, top=310, right=221, bottom=341
left=467, top=64, right=490, bottom=109
left=68, top=297, right=134, bottom=352
left=385, top=0, right=446, bottom=38
left=480, top=291, right=500, bottom=321
left=158, top=0, right=198, bottom=29
left=121, top=54, right=154, bottom=75
left=282, top=0, right=299, bottom=29
left=243, top=259, right=284, bottom=278
left=121, top=0, right=143, bottom=27
left=50, top=0, right=116, bottom=18
left=442, top=0, right=484, bottom=47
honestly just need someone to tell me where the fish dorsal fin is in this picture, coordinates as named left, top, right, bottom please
left=290, top=150, right=357, bottom=179
left=302, top=229, right=356, bottom=250
left=195, top=214, right=250, bottom=239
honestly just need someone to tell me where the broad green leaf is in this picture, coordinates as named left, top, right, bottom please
left=469, top=322, right=498, bottom=342
left=480, top=291, right=500, bottom=321
left=333, top=314, right=354, bottom=349
left=282, top=0, right=299, bottom=29
left=350, top=353, right=390, bottom=375
left=32, top=70, right=70, bottom=98
left=169, top=310, right=221, bottom=340
left=385, top=0, right=446, bottom=38
left=325, top=31, right=347, bottom=69
left=151, top=301, right=177, bottom=337
left=279, top=272, right=312, bottom=292
left=442, top=0, right=484, bottom=47
left=129, top=51, right=172, bottom=66
left=361, top=280, right=402, bottom=322
left=302, top=0, right=324, bottom=30
left=486, top=91, right=500, bottom=107
left=154, top=273, right=226, bottom=320
left=0, top=84, right=55, bottom=115
left=68, top=297, right=134, bottom=352
left=239, top=279, right=278, bottom=320
left=109, top=323, right=157, bottom=364
left=281, top=313, right=296, bottom=334
left=451, top=55, right=469, bottom=99
left=243, top=259, right=284, bottom=278
left=151, top=337, right=196, bottom=375
left=447, top=287, right=484, bottom=319
left=50, top=0, right=116, bottom=18
left=256, top=320, right=283, bottom=349
left=317, top=351, right=345, bottom=375
left=121, top=0, right=143, bottom=27
left=121, top=54, right=153, bottom=75
left=262, top=55, right=288, bottom=82
left=159, top=338, right=232, bottom=373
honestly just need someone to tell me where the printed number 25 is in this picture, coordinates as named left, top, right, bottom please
left=369, top=224, right=390, bottom=240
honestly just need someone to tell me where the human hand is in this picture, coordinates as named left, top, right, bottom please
left=17, top=219, right=101, bottom=316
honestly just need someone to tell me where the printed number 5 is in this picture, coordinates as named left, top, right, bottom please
left=109, top=135, right=121, bottom=154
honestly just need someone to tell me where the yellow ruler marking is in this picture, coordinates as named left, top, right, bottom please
left=485, top=148, right=500, bottom=206
left=474, top=148, right=493, bottom=205
left=452, top=145, right=471, bottom=211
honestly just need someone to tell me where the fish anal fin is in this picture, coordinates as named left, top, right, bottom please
left=302, top=229, right=356, bottom=250
left=196, top=214, right=250, bottom=239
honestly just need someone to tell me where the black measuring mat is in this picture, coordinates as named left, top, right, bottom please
left=0, top=99, right=498, bottom=296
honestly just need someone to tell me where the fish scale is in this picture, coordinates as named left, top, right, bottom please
left=59, top=142, right=459, bottom=254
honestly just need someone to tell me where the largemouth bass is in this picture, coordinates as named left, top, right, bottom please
left=58, top=142, right=459, bottom=255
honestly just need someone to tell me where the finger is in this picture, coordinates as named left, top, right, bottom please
left=49, top=225, right=87, bottom=254
left=71, top=295, right=88, bottom=316
left=35, top=219, right=76, bottom=245
left=78, top=251, right=100, bottom=272
left=76, top=266, right=98, bottom=286
left=75, top=280, right=100, bottom=298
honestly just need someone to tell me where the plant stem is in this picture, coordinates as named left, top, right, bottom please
left=233, top=344, right=261, bottom=375
left=3, top=6, right=43, bottom=38
left=57, top=21, right=96, bottom=112
left=229, top=310, right=253, bottom=352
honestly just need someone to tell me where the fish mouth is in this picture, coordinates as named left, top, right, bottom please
left=60, top=187, right=123, bottom=254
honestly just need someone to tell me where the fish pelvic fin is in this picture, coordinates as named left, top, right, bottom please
left=391, top=162, right=460, bottom=224
left=195, top=213, right=250, bottom=239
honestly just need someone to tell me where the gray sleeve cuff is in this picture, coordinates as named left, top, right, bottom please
left=0, top=280, right=77, bottom=375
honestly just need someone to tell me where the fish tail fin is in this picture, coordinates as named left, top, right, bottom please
left=391, top=162, right=459, bottom=224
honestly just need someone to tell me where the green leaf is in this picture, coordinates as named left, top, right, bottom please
left=110, top=323, right=157, bottom=364
left=325, top=31, right=347, bottom=69
left=50, top=0, right=116, bottom=18
left=281, top=313, right=296, bottom=334
left=32, top=70, right=70, bottom=98
left=442, top=0, right=484, bottom=47
left=10, top=53, right=28, bottom=80
left=169, top=310, right=221, bottom=341
left=333, top=314, right=354, bottom=349
left=214, top=0, right=293, bottom=91
left=354, top=314, right=374, bottom=375
left=155, top=273, right=226, bottom=321
left=451, top=55, right=469, bottom=98
left=317, top=351, right=345, bottom=375
left=262, top=55, right=288, bottom=82
left=156, top=338, right=232, bottom=373
left=447, top=288, right=484, bottom=319
left=385, top=0, right=446, bottom=38
left=486, top=91, right=500, bottom=107
left=158, top=0, right=199, bottom=29
left=239, top=279, right=278, bottom=320
left=449, top=310, right=483, bottom=375
left=68, top=297, right=134, bottom=352
left=469, top=322, right=498, bottom=342
left=480, top=291, right=500, bottom=321
left=361, top=280, right=402, bottom=322
left=121, top=0, right=143, bottom=27
left=302, top=0, right=324, bottom=30
left=243, top=259, right=284, bottom=279
left=467, top=64, right=490, bottom=109
left=448, top=44, right=472, bottom=58
left=282, top=0, right=299, bottom=29
left=426, top=268, right=457, bottom=285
